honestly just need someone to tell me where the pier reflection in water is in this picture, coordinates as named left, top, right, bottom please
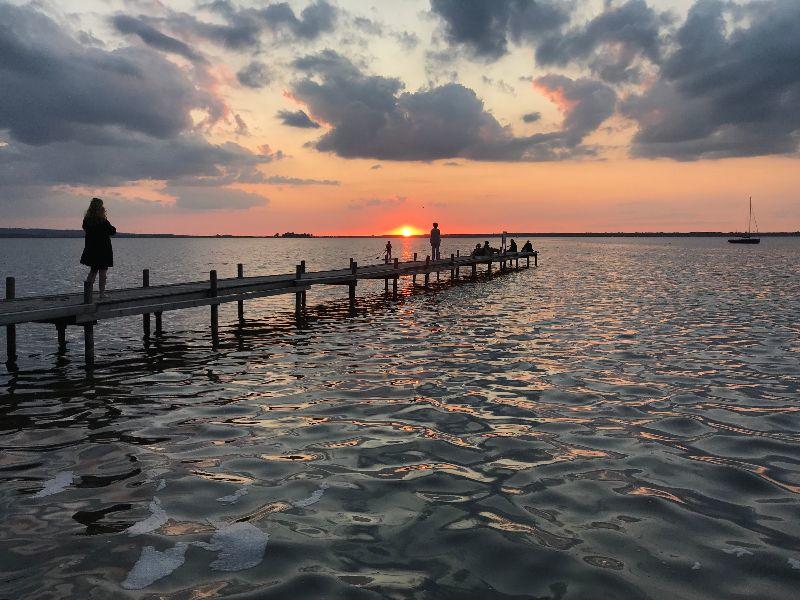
left=1, top=236, right=799, bottom=599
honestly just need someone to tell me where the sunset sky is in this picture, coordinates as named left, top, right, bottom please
left=1, top=0, right=798, bottom=235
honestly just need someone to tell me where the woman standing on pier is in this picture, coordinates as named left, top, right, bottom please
left=80, top=197, right=116, bottom=299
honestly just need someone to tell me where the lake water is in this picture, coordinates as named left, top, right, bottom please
left=1, top=236, right=799, bottom=599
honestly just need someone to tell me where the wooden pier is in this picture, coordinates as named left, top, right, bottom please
left=2, top=251, right=537, bottom=367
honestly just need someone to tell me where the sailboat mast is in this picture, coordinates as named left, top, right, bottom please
left=748, top=196, right=752, bottom=235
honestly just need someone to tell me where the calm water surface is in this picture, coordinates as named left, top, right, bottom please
left=1, top=237, right=799, bottom=599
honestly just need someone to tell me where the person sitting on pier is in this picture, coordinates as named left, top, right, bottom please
left=521, top=240, right=534, bottom=253
left=482, top=241, right=500, bottom=255
left=471, top=243, right=483, bottom=257
left=80, top=197, right=116, bottom=299
left=508, top=239, right=517, bottom=253
left=384, top=240, right=392, bottom=263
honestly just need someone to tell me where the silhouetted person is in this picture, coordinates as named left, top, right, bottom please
left=522, top=240, right=534, bottom=253
left=509, top=239, right=517, bottom=253
left=80, top=197, right=116, bottom=299
left=430, top=222, right=441, bottom=260
left=471, top=243, right=483, bottom=257
left=483, top=241, right=492, bottom=255
left=385, top=240, right=392, bottom=263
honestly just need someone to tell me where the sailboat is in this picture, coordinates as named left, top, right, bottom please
left=728, top=197, right=760, bottom=244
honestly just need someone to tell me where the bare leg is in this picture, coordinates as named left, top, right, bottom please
left=86, top=268, right=98, bottom=288
left=98, top=269, right=108, bottom=298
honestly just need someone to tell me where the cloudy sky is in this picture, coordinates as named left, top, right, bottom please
left=1, top=0, right=798, bottom=234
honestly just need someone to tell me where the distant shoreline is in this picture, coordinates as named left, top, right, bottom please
left=1, top=228, right=798, bottom=239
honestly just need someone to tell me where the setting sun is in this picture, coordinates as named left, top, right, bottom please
left=401, top=227, right=413, bottom=237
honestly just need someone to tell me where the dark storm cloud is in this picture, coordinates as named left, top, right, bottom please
left=622, top=0, right=800, bottom=159
left=535, top=0, right=668, bottom=83
left=0, top=133, right=272, bottom=187
left=0, top=1, right=276, bottom=213
left=111, top=14, right=207, bottom=63
left=534, top=75, right=617, bottom=146
left=237, top=61, right=272, bottom=88
left=161, top=0, right=337, bottom=50
left=289, top=50, right=610, bottom=161
left=429, top=0, right=572, bottom=60
left=0, top=2, right=224, bottom=146
left=276, top=109, right=321, bottom=129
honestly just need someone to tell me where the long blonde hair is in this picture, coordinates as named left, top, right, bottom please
left=84, top=197, right=106, bottom=222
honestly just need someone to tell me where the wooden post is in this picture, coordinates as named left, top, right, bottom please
left=424, top=256, right=430, bottom=287
left=155, top=312, right=163, bottom=336
left=392, top=258, right=399, bottom=300
left=516, top=257, right=519, bottom=270
left=237, top=263, right=244, bottom=322
left=56, top=322, right=67, bottom=352
left=456, top=250, right=460, bottom=279
left=295, top=264, right=303, bottom=318
left=83, top=281, right=94, bottom=366
left=349, top=261, right=357, bottom=315
left=142, top=269, right=150, bottom=338
left=450, top=254, right=455, bottom=282
left=487, top=260, right=492, bottom=276
left=413, top=252, right=418, bottom=285
left=300, top=261, right=307, bottom=311
left=472, top=262, right=477, bottom=279
left=210, top=270, right=219, bottom=347
left=526, top=256, right=530, bottom=268
left=5, top=277, right=16, bottom=365
left=534, top=252, right=538, bottom=267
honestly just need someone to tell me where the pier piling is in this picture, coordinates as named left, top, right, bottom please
left=56, top=322, right=67, bottom=353
left=210, top=270, right=219, bottom=347
left=237, top=263, right=244, bottom=322
left=5, top=277, right=16, bottom=365
left=393, top=258, right=399, bottom=299
left=142, top=269, right=150, bottom=338
left=424, top=256, right=430, bottom=287
left=349, top=261, right=358, bottom=315
left=83, top=281, right=94, bottom=366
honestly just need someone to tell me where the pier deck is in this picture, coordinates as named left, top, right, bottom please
left=2, top=251, right=537, bottom=366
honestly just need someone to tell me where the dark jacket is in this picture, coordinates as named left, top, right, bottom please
left=80, top=217, right=116, bottom=268
left=509, top=240, right=518, bottom=253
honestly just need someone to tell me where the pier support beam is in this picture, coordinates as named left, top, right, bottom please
left=534, top=252, right=538, bottom=267
left=237, top=263, right=244, bottom=323
left=393, top=258, right=399, bottom=300
left=5, top=277, right=16, bottom=366
left=526, top=256, right=530, bottom=268
left=487, top=261, right=492, bottom=276
left=295, top=264, right=303, bottom=319
left=450, top=254, right=455, bottom=282
left=56, top=321, right=67, bottom=353
left=412, top=253, right=417, bottom=286
left=155, top=312, right=163, bottom=336
left=142, top=269, right=150, bottom=338
left=83, top=281, right=95, bottom=367
left=424, top=256, right=430, bottom=287
left=472, top=263, right=477, bottom=279
left=456, top=250, right=460, bottom=279
left=349, top=260, right=357, bottom=315
left=210, top=270, right=219, bottom=347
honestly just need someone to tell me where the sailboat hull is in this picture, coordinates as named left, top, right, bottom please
left=728, top=238, right=760, bottom=244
